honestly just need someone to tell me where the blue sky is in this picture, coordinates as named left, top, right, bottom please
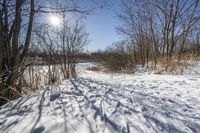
left=84, top=0, right=122, bottom=51
left=42, top=0, right=122, bottom=51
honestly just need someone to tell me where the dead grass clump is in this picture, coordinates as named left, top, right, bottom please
left=87, top=66, right=100, bottom=71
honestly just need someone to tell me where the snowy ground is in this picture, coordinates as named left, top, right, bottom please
left=0, top=64, right=200, bottom=133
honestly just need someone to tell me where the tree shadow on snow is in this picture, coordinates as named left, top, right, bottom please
left=70, top=77, right=200, bottom=133
left=0, top=77, right=199, bottom=133
left=0, top=87, right=49, bottom=133
left=70, top=79, right=124, bottom=133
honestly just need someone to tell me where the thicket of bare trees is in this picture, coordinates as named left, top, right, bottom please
left=0, top=0, right=35, bottom=105
left=0, top=0, right=98, bottom=105
left=101, top=41, right=133, bottom=71
left=57, top=13, right=88, bottom=79
left=31, top=16, right=88, bottom=85
left=112, top=0, right=200, bottom=71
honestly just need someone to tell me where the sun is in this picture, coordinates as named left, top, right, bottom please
left=49, top=15, right=61, bottom=27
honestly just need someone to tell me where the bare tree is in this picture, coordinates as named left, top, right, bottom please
left=57, top=13, right=89, bottom=78
left=0, top=0, right=35, bottom=104
left=117, top=0, right=200, bottom=71
left=0, top=0, right=99, bottom=105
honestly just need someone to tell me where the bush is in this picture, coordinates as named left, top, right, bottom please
left=87, top=66, right=100, bottom=71
left=100, top=41, right=134, bottom=72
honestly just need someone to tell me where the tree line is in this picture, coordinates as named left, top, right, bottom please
left=96, top=0, right=200, bottom=71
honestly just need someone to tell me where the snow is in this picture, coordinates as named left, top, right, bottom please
left=0, top=63, right=200, bottom=133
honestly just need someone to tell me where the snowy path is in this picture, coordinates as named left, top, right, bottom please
left=0, top=71, right=200, bottom=133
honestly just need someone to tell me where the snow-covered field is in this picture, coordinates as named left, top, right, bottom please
left=0, top=63, right=200, bottom=133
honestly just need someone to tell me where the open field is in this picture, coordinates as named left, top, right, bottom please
left=0, top=63, right=200, bottom=133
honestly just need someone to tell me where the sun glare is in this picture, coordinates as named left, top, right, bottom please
left=49, top=15, right=61, bottom=27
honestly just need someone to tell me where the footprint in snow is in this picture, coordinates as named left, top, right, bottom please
left=124, top=110, right=132, bottom=115
left=185, top=104, right=193, bottom=109
left=168, top=99, right=175, bottom=103
left=32, top=126, right=45, bottom=133
left=141, top=106, right=147, bottom=112
left=50, top=93, right=61, bottom=102
left=188, top=78, right=198, bottom=81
